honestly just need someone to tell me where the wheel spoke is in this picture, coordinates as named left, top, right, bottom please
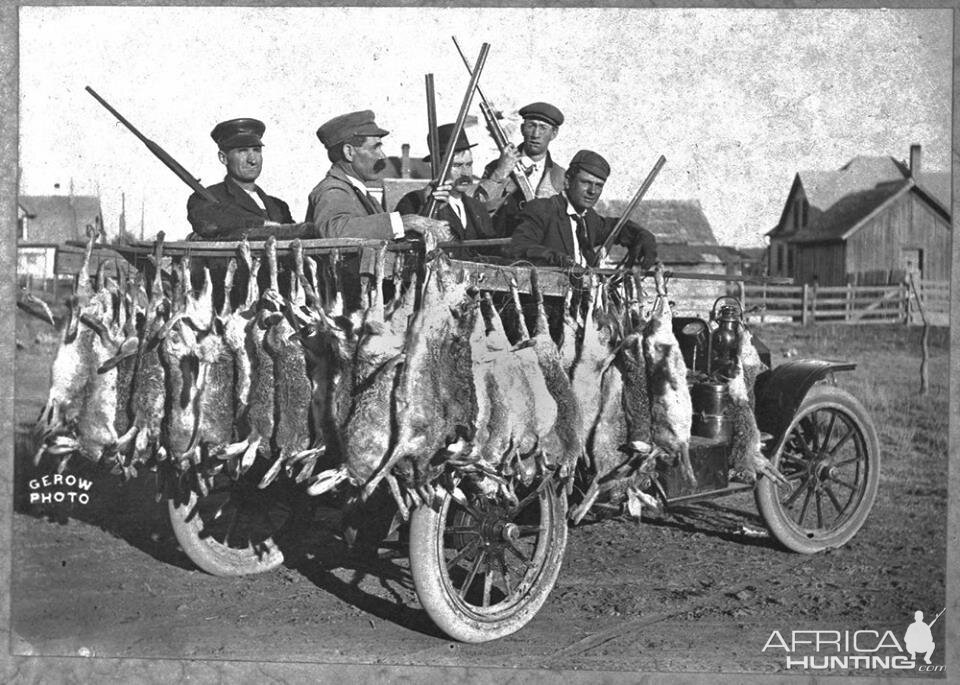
left=458, top=548, right=487, bottom=600
left=815, top=490, right=824, bottom=528
left=516, top=524, right=544, bottom=536
left=498, top=551, right=515, bottom=599
left=823, top=484, right=846, bottom=515
left=448, top=525, right=481, bottom=535
left=482, top=568, right=493, bottom=607
left=446, top=536, right=481, bottom=572
left=826, top=423, right=856, bottom=457
left=831, top=452, right=864, bottom=469
left=822, top=411, right=838, bottom=451
left=504, top=538, right=533, bottom=568
left=783, top=475, right=814, bottom=507
left=509, top=477, right=551, bottom=517
left=829, top=475, right=858, bottom=492
left=797, top=484, right=813, bottom=524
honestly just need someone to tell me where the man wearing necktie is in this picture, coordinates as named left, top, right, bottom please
left=509, top=149, right=657, bottom=270
left=395, top=124, right=503, bottom=260
left=305, top=109, right=450, bottom=242
left=476, top=102, right=567, bottom=236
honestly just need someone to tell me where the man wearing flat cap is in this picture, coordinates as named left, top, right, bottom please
left=186, top=118, right=293, bottom=239
left=394, top=124, right=503, bottom=259
left=305, top=110, right=448, bottom=242
left=510, top=149, right=657, bottom=269
left=476, top=102, right=567, bottom=236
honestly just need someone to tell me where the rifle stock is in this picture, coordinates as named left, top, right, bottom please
left=86, top=86, right=218, bottom=204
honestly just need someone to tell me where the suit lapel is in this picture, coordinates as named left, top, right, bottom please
left=555, top=195, right=574, bottom=256
left=224, top=178, right=267, bottom=217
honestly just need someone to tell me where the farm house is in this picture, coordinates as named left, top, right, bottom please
left=766, top=145, right=951, bottom=286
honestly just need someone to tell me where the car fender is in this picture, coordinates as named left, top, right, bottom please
left=753, top=359, right=856, bottom=446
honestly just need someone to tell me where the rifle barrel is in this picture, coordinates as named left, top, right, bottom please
left=86, top=86, right=218, bottom=204
left=424, top=42, right=490, bottom=218
left=425, top=74, right=440, bottom=181
left=592, top=154, right=666, bottom=267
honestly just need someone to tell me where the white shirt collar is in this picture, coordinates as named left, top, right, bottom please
left=343, top=173, right=369, bottom=194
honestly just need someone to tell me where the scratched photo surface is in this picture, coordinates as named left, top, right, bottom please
left=11, top=6, right=952, bottom=679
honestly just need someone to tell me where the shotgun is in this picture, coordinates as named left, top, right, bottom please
left=423, top=42, right=491, bottom=218
left=86, top=86, right=218, bottom=204
left=592, top=154, right=666, bottom=267
left=453, top=36, right=535, bottom=202
left=425, top=74, right=441, bottom=181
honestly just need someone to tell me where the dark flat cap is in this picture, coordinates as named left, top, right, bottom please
left=316, top=110, right=389, bottom=149
left=424, top=123, right=477, bottom=162
left=569, top=149, right=610, bottom=181
left=519, top=102, right=564, bottom=127
left=211, top=118, right=265, bottom=150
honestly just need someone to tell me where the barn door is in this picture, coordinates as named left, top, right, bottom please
left=901, top=248, right=923, bottom=281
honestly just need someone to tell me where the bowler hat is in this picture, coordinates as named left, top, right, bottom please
left=423, top=123, right=477, bottom=162
left=568, top=149, right=610, bottom=181
left=211, top=118, right=266, bottom=150
left=316, top=110, right=389, bottom=149
left=519, top=102, right=564, bottom=128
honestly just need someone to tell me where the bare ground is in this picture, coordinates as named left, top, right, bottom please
left=10, top=315, right=948, bottom=677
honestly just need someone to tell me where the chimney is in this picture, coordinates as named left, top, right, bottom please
left=909, top=144, right=922, bottom=179
left=401, top=143, right=411, bottom=179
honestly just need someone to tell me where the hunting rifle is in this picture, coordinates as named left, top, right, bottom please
left=425, top=74, right=441, bottom=181
left=452, top=36, right=536, bottom=203
left=593, top=154, right=667, bottom=268
left=85, top=86, right=218, bottom=204
left=423, top=42, right=491, bottom=218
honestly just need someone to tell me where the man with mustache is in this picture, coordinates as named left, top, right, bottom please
left=186, top=118, right=294, bottom=239
left=476, top=102, right=567, bottom=235
left=306, top=110, right=449, bottom=242
left=395, top=124, right=503, bottom=260
left=510, top=149, right=657, bottom=269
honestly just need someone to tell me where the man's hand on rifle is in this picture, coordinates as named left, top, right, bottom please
left=401, top=214, right=454, bottom=243
left=491, top=143, right=521, bottom=182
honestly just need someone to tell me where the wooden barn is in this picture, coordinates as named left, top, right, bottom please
left=766, top=145, right=951, bottom=286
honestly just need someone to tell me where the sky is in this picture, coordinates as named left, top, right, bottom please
left=18, top=7, right=952, bottom=246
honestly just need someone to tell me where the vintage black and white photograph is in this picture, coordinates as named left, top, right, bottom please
left=10, top=6, right=953, bottom=680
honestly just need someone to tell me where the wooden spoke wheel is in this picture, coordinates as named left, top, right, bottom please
left=168, top=467, right=292, bottom=576
left=409, top=475, right=567, bottom=643
left=756, top=384, right=880, bottom=554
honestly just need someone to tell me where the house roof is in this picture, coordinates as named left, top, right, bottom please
left=788, top=179, right=911, bottom=244
left=772, top=154, right=951, bottom=244
left=599, top=199, right=718, bottom=245
left=19, top=195, right=103, bottom=244
left=607, top=242, right=739, bottom=266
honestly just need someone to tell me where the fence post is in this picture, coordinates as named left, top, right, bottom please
left=902, top=281, right=911, bottom=325
left=810, top=282, right=818, bottom=325
left=801, top=283, right=808, bottom=326
left=760, top=284, right=766, bottom=325
left=845, top=282, right=853, bottom=323
left=737, top=281, right=745, bottom=312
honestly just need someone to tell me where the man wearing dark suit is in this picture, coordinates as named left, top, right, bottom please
left=476, top=102, right=567, bottom=237
left=510, top=150, right=658, bottom=342
left=186, top=118, right=294, bottom=240
left=510, top=149, right=657, bottom=269
left=395, top=124, right=504, bottom=260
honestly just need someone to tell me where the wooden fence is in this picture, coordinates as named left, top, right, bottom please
left=740, top=279, right=950, bottom=326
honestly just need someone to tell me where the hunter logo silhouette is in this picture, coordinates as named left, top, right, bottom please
left=903, top=608, right=944, bottom=665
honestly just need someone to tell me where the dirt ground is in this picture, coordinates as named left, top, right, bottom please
left=9, top=314, right=949, bottom=677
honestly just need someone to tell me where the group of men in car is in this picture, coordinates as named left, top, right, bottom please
left=185, top=102, right=657, bottom=271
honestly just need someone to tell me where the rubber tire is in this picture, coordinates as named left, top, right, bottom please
left=409, top=482, right=568, bottom=643
left=756, top=384, right=880, bottom=554
left=168, top=487, right=285, bottom=577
